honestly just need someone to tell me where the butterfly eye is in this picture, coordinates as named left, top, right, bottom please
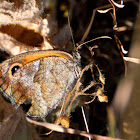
left=11, top=65, right=20, bottom=75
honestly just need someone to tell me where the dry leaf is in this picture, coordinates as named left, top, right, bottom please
left=0, top=95, right=39, bottom=140
left=0, top=0, right=72, bottom=57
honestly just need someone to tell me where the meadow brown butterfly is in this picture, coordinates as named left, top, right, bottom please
left=0, top=50, right=81, bottom=118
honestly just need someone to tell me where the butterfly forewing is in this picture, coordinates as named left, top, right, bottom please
left=0, top=51, right=81, bottom=118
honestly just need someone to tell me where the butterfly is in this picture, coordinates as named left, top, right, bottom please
left=0, top=50, right=81, bottom=118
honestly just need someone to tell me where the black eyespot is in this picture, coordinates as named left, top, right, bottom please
left=11, top=65, right=20, bottom=75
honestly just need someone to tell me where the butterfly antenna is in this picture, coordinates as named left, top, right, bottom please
left=67, top=11, right=80, bottom=61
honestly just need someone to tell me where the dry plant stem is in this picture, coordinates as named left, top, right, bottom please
left=77, top=36, right=112, bottom=50
left=108, top=0, right=127, bottom=76
left=109, top=0, right=117, bottom=27
left=84, top=96, right=96, bottom=105
left=80, top=9, right=96, bottom=42
left=123, top=57, right=140, bottom=64
left=81, top=82, right=102, bottom=93
left=77, top=93, right=96, bottom=97
left=85, top=87, right=104, bottom=105
left=89, top=45, right=98, bottom=56
left=98, top=8, right=113, bottom=13
left=90, top=64, right=95, bottom=80
left=94, top=64, right=105, bottom=84
left=62, top=82, right=82, bottom=116
left=42, top=130, right=53, bottom=136
left=59, top=84, right=71, bottom=116
left=61, top=64, right=92, bottom=115
left=81, top=106, right=91, bottom=140
left=62, top=61, right=105, bottom=116
left=67, top=89, right=97, bottom=117
left=67, top=71, right=104, bottom=116
left=115, top=35, right=128, bottom=54
left=67, top=83, right=83, bottom=117
left=115, top=35, right=127, bottom=76
left=68, top=77, right=104, bottom=116
left=97, top=0, right=129, bottom=11
left=26, top=117, right=122, bottom=140
left=81, top=0, right=127, bottom=42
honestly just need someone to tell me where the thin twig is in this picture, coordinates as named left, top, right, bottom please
left=26, top=117, right=122, bottom=140
left=81, top=106, right=91, bottom=140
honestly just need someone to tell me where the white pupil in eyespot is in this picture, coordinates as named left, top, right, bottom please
left=11, top=65, right=20, bottom=75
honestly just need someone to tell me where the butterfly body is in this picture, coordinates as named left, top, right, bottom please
left=0, top=50, right=81, bottom=118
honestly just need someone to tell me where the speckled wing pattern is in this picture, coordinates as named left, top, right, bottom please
left=0, top=50, right=81, bottom=118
